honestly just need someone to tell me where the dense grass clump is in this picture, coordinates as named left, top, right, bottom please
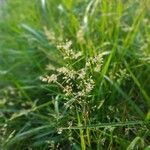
left=0, top=0, right=150, bottom=149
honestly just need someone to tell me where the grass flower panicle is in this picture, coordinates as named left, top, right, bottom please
left=57, top=40, right=83, bottom=60
left=76, top=26, right=85, bottom=43
left=40, top=40, right=102, bottom=103
left=40, top=74, right=57, bottom=83
left=43, top=26, right=56, bottom=42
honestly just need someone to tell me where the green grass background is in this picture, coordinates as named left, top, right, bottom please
left=0, top=0, right=150, bottom=149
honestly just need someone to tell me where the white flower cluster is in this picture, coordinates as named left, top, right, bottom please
left=40, top=74, right=57, bottom=83
left=85, top=53, right=104, bottom=73
left=41, top=66, right=95, bottom=99
left=108, top=67, right=130, bottom=84
left=57, top=40, right=83, bottom=60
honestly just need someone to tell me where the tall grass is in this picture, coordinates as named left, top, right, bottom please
left=0, top=0, right=150, bottom=149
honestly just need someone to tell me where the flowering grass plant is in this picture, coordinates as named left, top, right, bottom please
left=0, top=0, right=150, bottom=149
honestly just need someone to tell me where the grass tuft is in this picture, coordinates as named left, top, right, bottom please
left=0, top=0, right=150, bottom=149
